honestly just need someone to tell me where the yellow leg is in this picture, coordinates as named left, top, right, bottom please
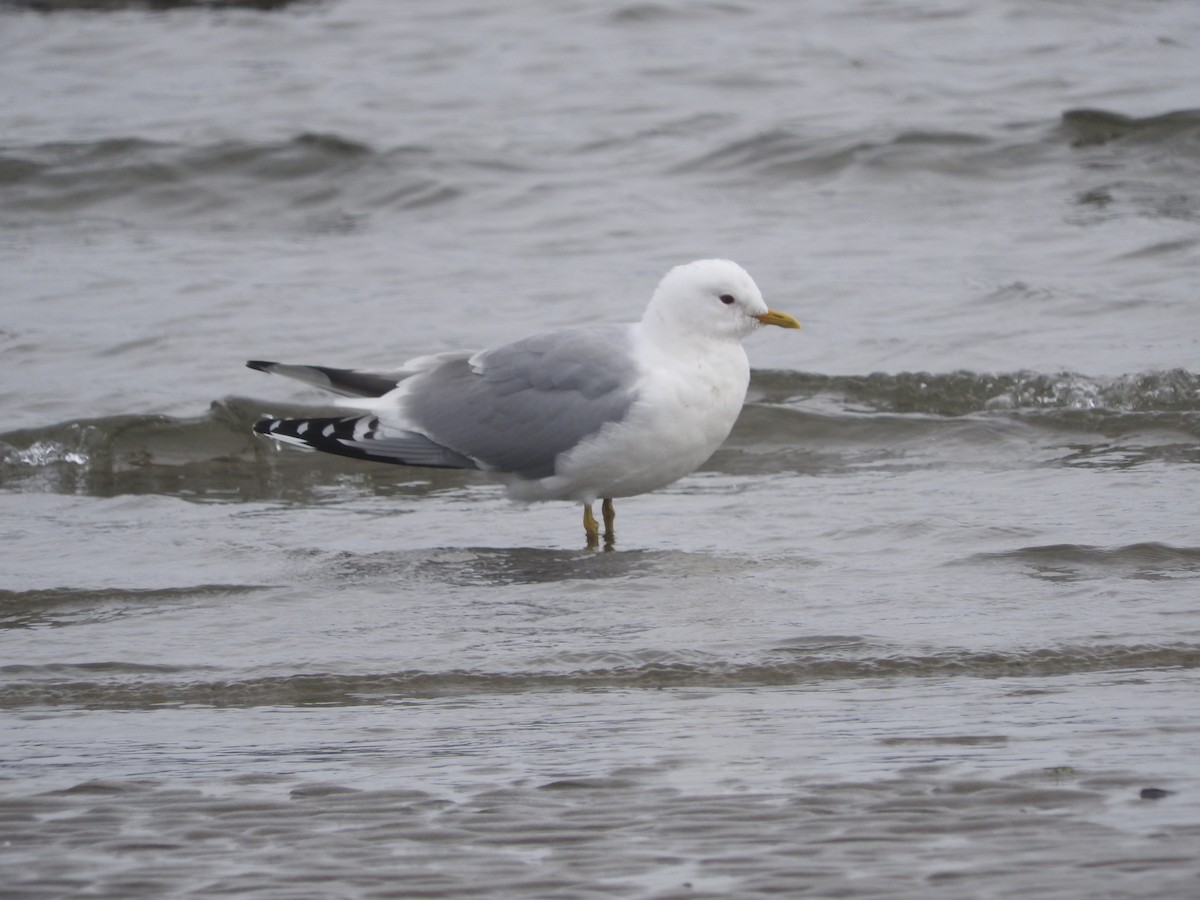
left=601, top=498, right=616, bottom=546
left=583, top=503, right=600, bottom=549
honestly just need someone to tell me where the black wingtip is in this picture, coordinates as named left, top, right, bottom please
left=246, top=360, right=277, bottom=373
left=252, top=418, right=276, bottom=435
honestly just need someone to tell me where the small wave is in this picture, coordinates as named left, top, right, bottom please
left=673, top=124, right=1046, bottom=183
left=673, top=129, right=870, bottom=179
left=0, top=661, right=197, bottom=677
left=0, top=399, right=275, bottom=497
left=0, top=398, right=483, bottom=499
left=0, top=584, right=272, bottom=630
left=1060, top=108, right=1200, bottom=149
left=1060, top=108, right=1200, bottom=224
left=674, top=110, right=1199, bottom=191
left=8, top=0, right=309, bottom=11
left=316, top=545, right=756, bottom=588
left=749, top=369, right=1200, bottom=416
left=0, top=133, right=462, bottom=230
left=965, top=543, right=1200, bottom=583
left=738, top=369, right=1200, bottom=474
left=0, top=404, right=250, bottom=470
left=2, top=641, right=1196, bottom=709
left=607, top=2, right=747, bottom=24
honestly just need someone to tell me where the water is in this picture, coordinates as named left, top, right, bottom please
left=3, top=0, right=1200, bottom=896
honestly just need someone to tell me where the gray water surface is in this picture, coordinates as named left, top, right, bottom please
left=3, top=0, right=1200, bottom=897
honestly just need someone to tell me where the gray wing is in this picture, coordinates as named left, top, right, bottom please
left=400, top=325, right=640, bottom=479
left=246, top=360, right=402, bottom=398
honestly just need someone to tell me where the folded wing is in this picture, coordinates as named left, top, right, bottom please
left=248, top=324, right=640, bottom=479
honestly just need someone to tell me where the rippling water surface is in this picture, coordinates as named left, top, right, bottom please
left=3, top=0, right=1200, bottom=897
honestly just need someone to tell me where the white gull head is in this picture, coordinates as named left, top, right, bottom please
left=641, top=258, right=795, bottom=343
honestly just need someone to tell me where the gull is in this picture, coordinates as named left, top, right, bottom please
left=248, top=259, right=800, bottom=547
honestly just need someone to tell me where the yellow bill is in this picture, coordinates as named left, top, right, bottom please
left=754, top=309, right=802, bottom=329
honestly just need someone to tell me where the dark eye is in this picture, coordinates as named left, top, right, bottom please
left=719, top=294, right=736, bottom=305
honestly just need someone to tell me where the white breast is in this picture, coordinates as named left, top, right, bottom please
left=508, top=332, right=751, bottom=504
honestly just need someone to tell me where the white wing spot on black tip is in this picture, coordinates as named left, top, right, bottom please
left=252, top=413, right=479, bottom=470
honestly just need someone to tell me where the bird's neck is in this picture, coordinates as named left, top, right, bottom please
left=639, top=313, right=738, bottom=357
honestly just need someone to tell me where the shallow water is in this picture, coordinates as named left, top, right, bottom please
left=3, top=0, right=1200, bottom=897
